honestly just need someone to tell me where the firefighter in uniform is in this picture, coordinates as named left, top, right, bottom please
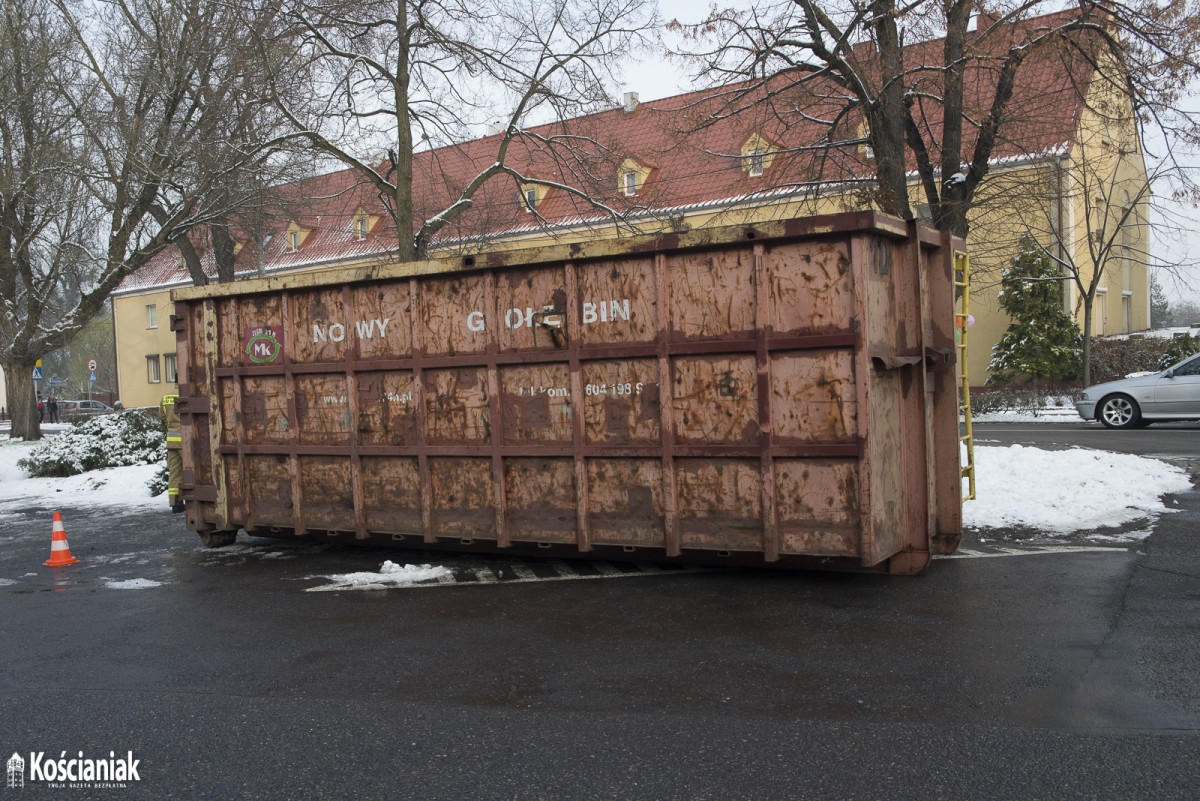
left=158, top=394, right=184, bottom=513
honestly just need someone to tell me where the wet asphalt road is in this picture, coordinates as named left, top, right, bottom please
left=1, top=424, right=1198, bottom=800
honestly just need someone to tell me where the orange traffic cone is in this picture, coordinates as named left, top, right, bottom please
left=44, top=511, right=79, bottom=566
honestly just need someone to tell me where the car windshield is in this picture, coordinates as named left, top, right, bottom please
left=1170, top=354, right=1200, bottom=376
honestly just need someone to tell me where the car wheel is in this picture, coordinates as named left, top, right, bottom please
left=1098, top=394, right=1141, bottom=429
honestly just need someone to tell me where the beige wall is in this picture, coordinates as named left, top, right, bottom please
left=112, top=288, right=179, bottom=409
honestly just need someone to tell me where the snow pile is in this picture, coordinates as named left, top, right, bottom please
left=964, top=444, right=1193, bottom=534
left=0, top=439, right=166, bottom=511
left=306, top=560, right=452, bottom=592
left=105, top=578, right=162, bottom=590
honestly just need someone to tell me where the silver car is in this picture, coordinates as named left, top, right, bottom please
left=1076, top=353, right=1200, bottom=428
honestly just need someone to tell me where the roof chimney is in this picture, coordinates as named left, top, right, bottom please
left=622, top=92, right=639, bottom=114
left=485, top=120, right=505, bottom=137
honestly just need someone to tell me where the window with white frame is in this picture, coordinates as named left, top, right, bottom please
left=288, top=230, right=300, bottom=252
left=525, top=188, right=537, bottom=211
left=748, top=151, right=765, bottom=177
left=354, top=216, right=367, bottom=240
left=146, top=355, right=161, bottom=384
left=147, top=304, right=157, bottom=329
left=623, top=171, right=637, bottom=196
left=164, top=353, right=178, bottom=384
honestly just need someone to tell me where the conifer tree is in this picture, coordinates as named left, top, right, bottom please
left=988, top=236, right=1082, bottom=384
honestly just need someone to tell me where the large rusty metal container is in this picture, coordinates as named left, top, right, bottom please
left=171, top=211, right=963, bottom=574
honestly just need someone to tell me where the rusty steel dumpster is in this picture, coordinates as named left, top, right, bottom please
left=170, top=211, right=963, bottom=573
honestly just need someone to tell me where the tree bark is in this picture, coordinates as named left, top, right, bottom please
left=4, top=361, right=42, bottom=440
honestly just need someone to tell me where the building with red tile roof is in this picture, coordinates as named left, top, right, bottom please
left=113, top=9, right=1147, bottom=406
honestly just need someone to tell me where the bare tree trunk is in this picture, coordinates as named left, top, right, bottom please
left=4, top=361, right=41, bottom=440
left=1081, top=301, right=1094, bottom=387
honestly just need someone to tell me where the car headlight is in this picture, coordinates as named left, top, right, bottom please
left=1079, top=391, right=1091, bottom=401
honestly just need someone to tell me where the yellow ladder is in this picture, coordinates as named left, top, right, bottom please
left=956, top=251, right=976, bottom=501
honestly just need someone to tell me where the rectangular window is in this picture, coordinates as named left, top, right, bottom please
left=164, top=353, right=178, bottom=384
left=525, top=188, right=537, bottom=210
left=1123, top=295, right=1133, bottom=333
left=147, top=304, right=157, bottom=329
left=354, top=217, right=367, bottom=240
left=146, top=355, right=161, bottom=384
left=623, top=171, right=637, bottom=196
left=288, top=231, right=299, bottom=252
left=748, top=152, right=764, bottom=177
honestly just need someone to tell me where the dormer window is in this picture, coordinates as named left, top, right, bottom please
left=525, top=187, right=537, bottom=211
left=354, top=216, right=367, bottom=240
left=288, top=231, right=299, bottom=252
left=623, top=171, right=637, bottom=196
left=740, top=133, right=776, bottom=176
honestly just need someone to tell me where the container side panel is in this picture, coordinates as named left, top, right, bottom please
left=765, top=240, right=854, bottom=334
left=431, top=457, right=496, bottom=539
left=224, top=457, right=246, bottom=527
left=581, top=359, right=660, bottom=444
left=672, top=355, right=758, bottom=444
left=361, top=456, right=421, bottom=534
left=499, top=363, right=572, bottom=443
left=291, top=288, right=348, bottom=363
left=770, top=350, right=858, bottom=442
left=295, top=374, right=352, bottom=445
left=675, top=458, right=762, bottom=551
left=191, top=415, right=213, bottom=487
left=356, top=371, right=417, bottom=446
left=352, top=282, right=412, bottom=359
left=300, top=456, right=354, bottom=531
left=188, top=302, right=210, bottom=393
left=245, top=455, right=293, bottom=527
left=775, top=458, right=860, bottom=557
left=423, top=367, right=490, bottom=444
left=586, top=458, right=665, bottom=546
left=420, top=275, right=489, bottom=356
left=234, top=376, right=290, bottom=445
left=668, top=248, right=756, bottom=341
left=505, top=458, right=577, bottom=543
left=494, top=267, right=569, bottom=353
left=577, top=257, right=657, bottom=344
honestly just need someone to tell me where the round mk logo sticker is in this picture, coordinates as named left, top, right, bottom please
left=243, top=326, right=283, bottom=364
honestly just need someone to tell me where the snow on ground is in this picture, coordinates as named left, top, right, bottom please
left=306, top=560, right=452, bottom=592
left=970, top=404, right=1084, bottom=424
left=0, top=437, right=165, bottom=512
left=964, top=444, right=1193, bottom=534
left=105, top=578, right=162, bottom=590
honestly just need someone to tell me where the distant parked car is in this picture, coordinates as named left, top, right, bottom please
left=1075, top=353, right=1200, bottom=428
left=59, top=399, right=114, bottom=422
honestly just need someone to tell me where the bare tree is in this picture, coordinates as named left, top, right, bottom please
left=271, top=0, right=656, bottom=261
left=674, top=1, right=1200, bottom=240
left=0, top=0, right=308, bottom=440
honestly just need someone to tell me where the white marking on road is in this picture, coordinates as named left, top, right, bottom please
left=938, top=545, right=1127, bottom=560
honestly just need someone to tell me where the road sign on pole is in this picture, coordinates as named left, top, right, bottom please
left=31, top=366, right=42, bottom=381
left=89, top=371, right=97, bottom=382
left=88, top=359, right=97, bottom=372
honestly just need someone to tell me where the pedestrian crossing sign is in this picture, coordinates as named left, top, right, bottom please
left=32, top=366, right=42, bottom=381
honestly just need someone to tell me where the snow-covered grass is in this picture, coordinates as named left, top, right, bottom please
left=964, top=444, right=1193, bottom=534
left=0, top=436, right=166, bottom=511
left=16, top=410, right=164, bottom=477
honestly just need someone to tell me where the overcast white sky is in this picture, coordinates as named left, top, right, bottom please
left=622, top=0, right=1200, bottom=305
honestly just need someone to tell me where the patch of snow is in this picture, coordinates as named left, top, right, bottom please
left=105, top=578, right=162, bottom=589
left=306, top=560, right=452, bottom=592
left=964, top=445, right=1192, bottom=534
left=0, top=439, right=164, bottom=510
left=0, top=578, right=16, bottom=586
